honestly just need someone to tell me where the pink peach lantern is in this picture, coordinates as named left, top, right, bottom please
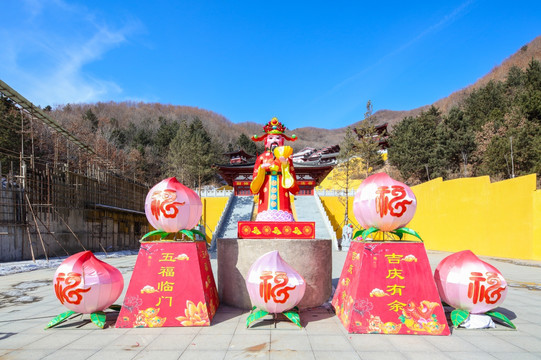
left=53, top=251, right=124, bottom=314
left=434, top=250, right=508, bottom=314
left=353, top=173, right=417, bottom=232
left=246, top=251, right=306, bottom=314
left=144, top=177, right=202, bottom=233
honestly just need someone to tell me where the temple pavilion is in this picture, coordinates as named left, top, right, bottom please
left=216, top=147, right=339, bottom=196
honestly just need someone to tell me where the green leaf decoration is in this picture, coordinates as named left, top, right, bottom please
left=90, top=311, right=106, bottom=328
left=283, top=307, right=302, bottom=328
left=246, top=308, right=269, bottom=328
left=353, top=230, right=363, bottom=239
left=141, top=229, right=169, bottom=241
left=191, top=229, right=206, bottom=239
left=108, top=304, right=122, bottom=311
left=451, top=309, right=469, bottom=327
left=394, top=227, right=423, bottom=242
left=486, top=311, right=516, bottom=329
left=180, top=229, right=195, bottom=240
left=398, top=314, right=406, bottom=323
left=390, top=231, right=404, bottom=240
left=361, top=227, right=379, bottom=240
left=45, top=310, right=76, bottom=329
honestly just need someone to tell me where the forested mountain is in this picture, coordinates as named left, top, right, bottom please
left=388, top=58, right=541, bottom=184
left=384, top=36, right=541, bottom=184
left=44, top=35, right=541, bottom=186
left=47, top=100, right=346, bottom=185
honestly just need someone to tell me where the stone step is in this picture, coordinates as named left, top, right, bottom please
left=217, top=196, right=254, bottom=238
left=294, top=195, right=332, bottom=239
left=218, top=195, right=332, bottom=240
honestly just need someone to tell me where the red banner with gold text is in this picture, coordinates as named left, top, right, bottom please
left=116, top=241, right=219, bottom=328
left=332, top=241, right=449, bottom=335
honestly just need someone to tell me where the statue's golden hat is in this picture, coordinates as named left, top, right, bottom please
left=251, top=117, right=297, bottom=142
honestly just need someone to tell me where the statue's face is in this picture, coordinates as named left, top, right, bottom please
left=265, top=134, right=284, bottom=149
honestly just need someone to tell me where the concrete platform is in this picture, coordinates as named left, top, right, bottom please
left=1, top=248, right=541, bottom=359
left=217, top=238, right=332, bottom=309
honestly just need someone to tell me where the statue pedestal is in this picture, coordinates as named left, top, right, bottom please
left=217, top=238, right=332, bottom=309
left=332, top=241, right=450, bottom=335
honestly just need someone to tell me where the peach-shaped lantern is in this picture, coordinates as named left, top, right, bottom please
left=434, top=250, right=508, bottom=314
left=353, top=173, right=416, bottom=232
left=245, top=251, right=306, bottom=314
left=53, top=251, right=124, bottom=314
left=144, top=177, right=202, bottom=233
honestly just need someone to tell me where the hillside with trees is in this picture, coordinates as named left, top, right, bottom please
left=38, top=35, right=541, bottom=187
left=46, top=101, right=347, bottom=186
left=388, top=58, right=541, bottom=184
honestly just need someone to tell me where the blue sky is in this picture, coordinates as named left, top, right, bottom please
left=1, top=1, right=540, bottom=129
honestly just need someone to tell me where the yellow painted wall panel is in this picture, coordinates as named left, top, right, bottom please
left=320, top=196, right=360, bottom=238
left=203, top=175, right=539, bottom=260
left=319, top=174, right=540, bottom=261
left=533, top=189, right=541, bottom=260
left=409, top=177, right=492, bottom=255
left=201, top=197, right=229, bottom=243
left=485, top=174, right=535, bottom=258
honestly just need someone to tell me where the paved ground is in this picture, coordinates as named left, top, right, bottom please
left=1, top=248, right=541, bottom=359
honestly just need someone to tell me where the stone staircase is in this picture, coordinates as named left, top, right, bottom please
left=211, top=194, right=337, bottom=249
left=214, top=196, right=254, bottom=239
left=294, top=195, right=336, bottom=241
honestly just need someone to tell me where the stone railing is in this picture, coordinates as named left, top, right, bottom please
left=315, top=189, right=356, bottom=197
left=199, top=189, right=234, bottom=197
left=209, top=192, right=235, bottom=251
left=313, top=193, right=338, bottom=249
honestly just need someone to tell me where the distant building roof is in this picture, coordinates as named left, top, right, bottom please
left=291, top=147, right=316, bottom=159
left=223, top=149, right=256, bottom=158
left=215, top=162, right=334, bottom=187
left=291, top=145, right=340, bottom=164
left=223, top=149, right=256, bottom=165
left=353, top=123, right=390, bottom=150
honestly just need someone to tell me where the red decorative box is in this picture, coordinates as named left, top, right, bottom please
left=238, top=221, right=315, bottom=239
left=116, top=241, right=219, bottom=328
left=332, top=241, right=450, bottom=335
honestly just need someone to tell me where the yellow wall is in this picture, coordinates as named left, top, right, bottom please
left=201, top=197, right=229, bottom=243
left=534, top=189, right=541, bottom=260
left=319, top=174, right=541, bottom=261
left=203, top=174, right=540, bottom=260
left=408, top=175, right=538, bottom=260
left=319, top=196, right=360, bottom=239
left=318, top=158, right=362, bottom=191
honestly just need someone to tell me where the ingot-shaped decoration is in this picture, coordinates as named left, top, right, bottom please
left=273, top=145, right=293, bottom=159
left=353, top=173, right=416, bottom=232
left=53, top=251, right=124, bottom=314
left=434, top=250, right=508, bottom=314
left=144, top=177, right=202, bottom=233
left=245, top=251, right=306, bottom=313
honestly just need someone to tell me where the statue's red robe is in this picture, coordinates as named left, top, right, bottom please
left=250, top=150, right=299, bottom=221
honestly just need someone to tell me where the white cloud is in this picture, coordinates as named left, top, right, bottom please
left=0, top=0, right=140, bottom=107
left=43, top=25, right=128, bottom=104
